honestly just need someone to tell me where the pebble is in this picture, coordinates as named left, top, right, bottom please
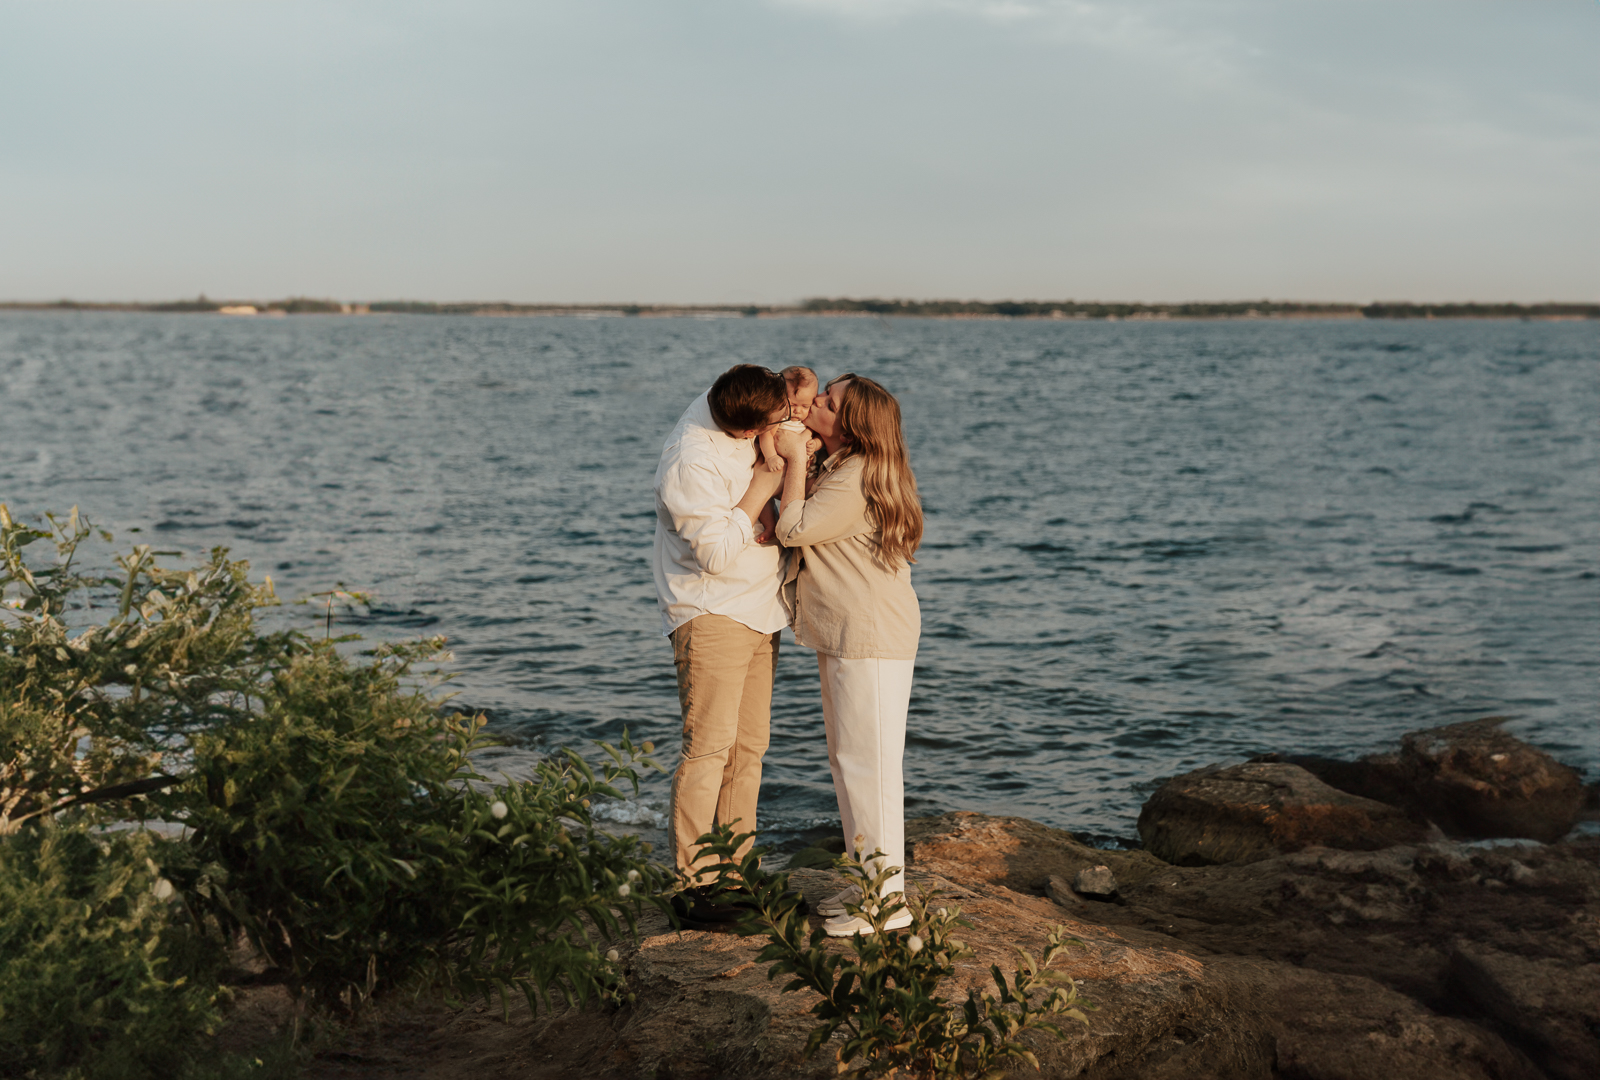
left=1075, top=865, right=1118, bottom=898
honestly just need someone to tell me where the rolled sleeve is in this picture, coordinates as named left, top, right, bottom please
left=661, top=461, right=753, bottom=576
left=775, top=474, right=869, bottom=549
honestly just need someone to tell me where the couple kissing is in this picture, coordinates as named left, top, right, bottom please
left=651, top=363, right=922, bottom=936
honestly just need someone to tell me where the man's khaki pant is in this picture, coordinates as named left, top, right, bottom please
left=668, top=614, right=778, bottom=882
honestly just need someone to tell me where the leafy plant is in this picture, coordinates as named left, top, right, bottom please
left=1, top=505, right=282, bottom=834
left=442, top=739, right=672, bottom=1015
left=699, top=825, right=1092, bottom=1079
left=0, top=818, right=220, bottom=1080
left=163, top=672, right=668, bottom=1012
left=2, top=504, right=669, bottom=1033
left=154, top=635, right=478, bottom=1009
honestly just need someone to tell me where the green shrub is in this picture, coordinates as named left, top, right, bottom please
left=700, top=826, right=1092, bottom=1080
left=1, top=506, right=281, bottom=835
left=2, top=504, right=669, bottom=1035
left=0, top=819, right=220, bottom=1080
left=437, top=741, right=671, bottom=1014
left=154, top=636, right=477, bottom=1009
left=161, top=668, right=668, bottom=1012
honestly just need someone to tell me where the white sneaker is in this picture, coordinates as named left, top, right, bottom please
left=817, top=885, right=861, bottom=917
left=824, top=909, right=913, bottom=937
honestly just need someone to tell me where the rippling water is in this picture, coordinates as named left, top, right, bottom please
left=3, top=312, right=1596, bottom=847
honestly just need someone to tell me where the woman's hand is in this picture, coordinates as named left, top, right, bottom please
left=774, top=425, right=813, bottom=463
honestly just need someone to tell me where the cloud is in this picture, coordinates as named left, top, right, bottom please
left=768, top=0, right=1251, bottom=81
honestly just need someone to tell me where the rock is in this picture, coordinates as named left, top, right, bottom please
left=1137, top=762, right=1432, bottom=866
left=1398, top=718, right=1585, bottom=842
left=913, top=812, right=1599, bottom=1071
left=1046, top=874, right=1084, bottom=908
left=904, top=813, right=1554, bottom=1080
left=595, top=866, right=1283, bottom=1079
left=1074, top=864, right=1118, bottom=898
left=1253, top=720, right=1587, bottom=844
left=907, top=811, right=1173, bottom=894
left=284, top=812, right=1597, bottom=1080
left=1253, top=751, right=1412, bottom=809
left=1265, top=964, right=1544, bottom=1080
left=1448, top=942, right=1600, bottom=1080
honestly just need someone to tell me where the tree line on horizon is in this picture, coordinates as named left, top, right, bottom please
left=797, top=298, right=1600, bottom=319
left=3, top=297, right=1595, bottom=319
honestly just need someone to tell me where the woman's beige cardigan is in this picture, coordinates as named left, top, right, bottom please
left=775, top=453, right=920, bottom=660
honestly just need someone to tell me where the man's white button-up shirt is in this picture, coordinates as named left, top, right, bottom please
left=652, top=391, right=788, bottom=637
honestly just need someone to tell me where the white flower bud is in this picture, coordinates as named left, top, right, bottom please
left=908, top=934, right=924, bottom=954
left=490, top=800, right=508, bottom=819
left=627, top=869, right=641, bottom=882
left=617, top=883, right=631, bottom=898
left=606, top=949, right=620, bottom=962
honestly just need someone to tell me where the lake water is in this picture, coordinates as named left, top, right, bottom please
left=3, top=311, right=1596, bottom=848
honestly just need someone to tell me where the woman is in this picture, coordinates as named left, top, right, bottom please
left=773, top=374, right=922, bottom=937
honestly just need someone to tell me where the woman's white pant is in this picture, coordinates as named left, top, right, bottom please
left=817, top=653, right=915, bottom=899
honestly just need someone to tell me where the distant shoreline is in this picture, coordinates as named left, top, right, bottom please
left=2, top=297, right=1596, bottom=321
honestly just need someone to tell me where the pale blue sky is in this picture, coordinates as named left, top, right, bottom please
left=2, top=1, right=1595, bottom=303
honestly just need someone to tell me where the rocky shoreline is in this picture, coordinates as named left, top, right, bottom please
left=276, top=718, right=1597, bottom=1079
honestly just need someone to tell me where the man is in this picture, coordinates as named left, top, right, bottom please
left=652, top=364, right=792, bottom=924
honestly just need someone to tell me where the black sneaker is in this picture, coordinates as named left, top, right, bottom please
left=725, top=876, right=810, bottom=917
left=669, top=886, right=748, bottom=931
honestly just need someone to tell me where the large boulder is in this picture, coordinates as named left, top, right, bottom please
left=1137, top=761, right=1432, bottom=866
left=907, top=812, right=1592, bottom=1080
left=1448, top=943, right=1600, bottom=1080
left=1397, top=718, right=1585, bottom=842
left=1251, top=751, right=1412, bottom=809
left=1262, top=964, right=1543, bottom=1080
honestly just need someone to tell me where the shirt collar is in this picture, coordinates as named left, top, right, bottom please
left=819, top=448, right=853, bottom=477
left=689, top=392, right=753, bottom=456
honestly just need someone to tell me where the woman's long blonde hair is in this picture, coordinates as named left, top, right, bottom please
left=829, top=374, right=923, bottom=564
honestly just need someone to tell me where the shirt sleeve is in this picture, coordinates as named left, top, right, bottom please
left=659, top=460, right=754, bottom=576
left=775, top=470, right=870, bottom=549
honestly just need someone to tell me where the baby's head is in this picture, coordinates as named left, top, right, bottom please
left=781, top=366, right=819, bottom=421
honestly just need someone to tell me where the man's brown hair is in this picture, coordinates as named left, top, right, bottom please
left=708, top=364, right=787, bottom=434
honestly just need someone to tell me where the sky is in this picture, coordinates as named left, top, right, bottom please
left=2, top=0, right=1596, bottom=304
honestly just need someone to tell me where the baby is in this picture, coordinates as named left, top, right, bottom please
left=751, top=366, right=819, bottom=545
left=757, top=366, right=819, bottom=473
